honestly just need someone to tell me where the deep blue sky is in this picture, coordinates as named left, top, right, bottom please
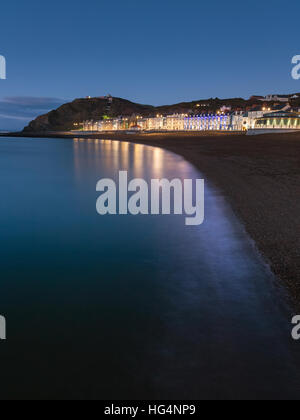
left=0, top=0, right=299, bottom=129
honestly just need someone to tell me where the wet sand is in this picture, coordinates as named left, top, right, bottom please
left=4, top=130, right=300, bottom=306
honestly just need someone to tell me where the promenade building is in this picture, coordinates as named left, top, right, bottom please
left=83, top=113, right=233, bottom=132
left=230, top=111, right=247, bottom=131
left=138, top=115, right=186, bottom=131
left=184, top=114, right=231, bottom=131
left=255, top=111, right=300, bottom=130
left=166, top=114, right=185, bottom=131
left=83, top=109, right=299, bottom=133
left=146, top=116, right=165, bottom=130
left=242, top=104, right=291, bottom=129
left=82, top=120, right=100, bottom=131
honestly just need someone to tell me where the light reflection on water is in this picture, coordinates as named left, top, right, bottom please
left=73, top=138, right=167, bottom=179
left=0, top=137, right=300, bottom=400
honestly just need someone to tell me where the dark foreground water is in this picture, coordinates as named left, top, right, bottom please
left=0, top=137, right=300, bottom=400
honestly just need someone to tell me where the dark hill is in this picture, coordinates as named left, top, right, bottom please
left=23, top=97, right=155, bottom=132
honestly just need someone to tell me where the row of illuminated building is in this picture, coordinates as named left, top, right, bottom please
left=82, top=113, right=236, bottom=132
left=81, top=111, right=300, bottom=133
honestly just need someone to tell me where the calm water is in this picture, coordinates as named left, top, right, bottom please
left=0, top=137, right=300, bottom=400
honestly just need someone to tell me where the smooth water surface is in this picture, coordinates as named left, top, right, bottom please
left=0, top=137, right=299, bottom=400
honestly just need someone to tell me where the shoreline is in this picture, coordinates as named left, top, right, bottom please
left=3, top=130, right=300, bottom=307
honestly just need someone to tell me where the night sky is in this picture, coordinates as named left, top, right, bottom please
left=0, top=0, right=299, bottom=129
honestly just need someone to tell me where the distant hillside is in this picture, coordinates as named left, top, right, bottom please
left=23, top=95, right=297, bottom=132
left=155, top=97, right=250, bottom=114
left=23, top=97, right=155, bottom=132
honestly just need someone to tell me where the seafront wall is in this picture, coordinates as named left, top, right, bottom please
left=247, top=129, right=299, bottom=136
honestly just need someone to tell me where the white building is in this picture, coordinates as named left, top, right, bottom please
left=255, top=111, right=300, bottom=130
left=264, top=94, right=290, bottom=103
left=244, top=104, right=291, bottom=129
left=146, top=116, right=165, bottom=131
left=184, top=114, right=231, bottom=131
left=165, top=114, right=185, bottom=131
left=83, top=113, right=239, bottom=133
left=230, top=112, right=247, bottom=131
